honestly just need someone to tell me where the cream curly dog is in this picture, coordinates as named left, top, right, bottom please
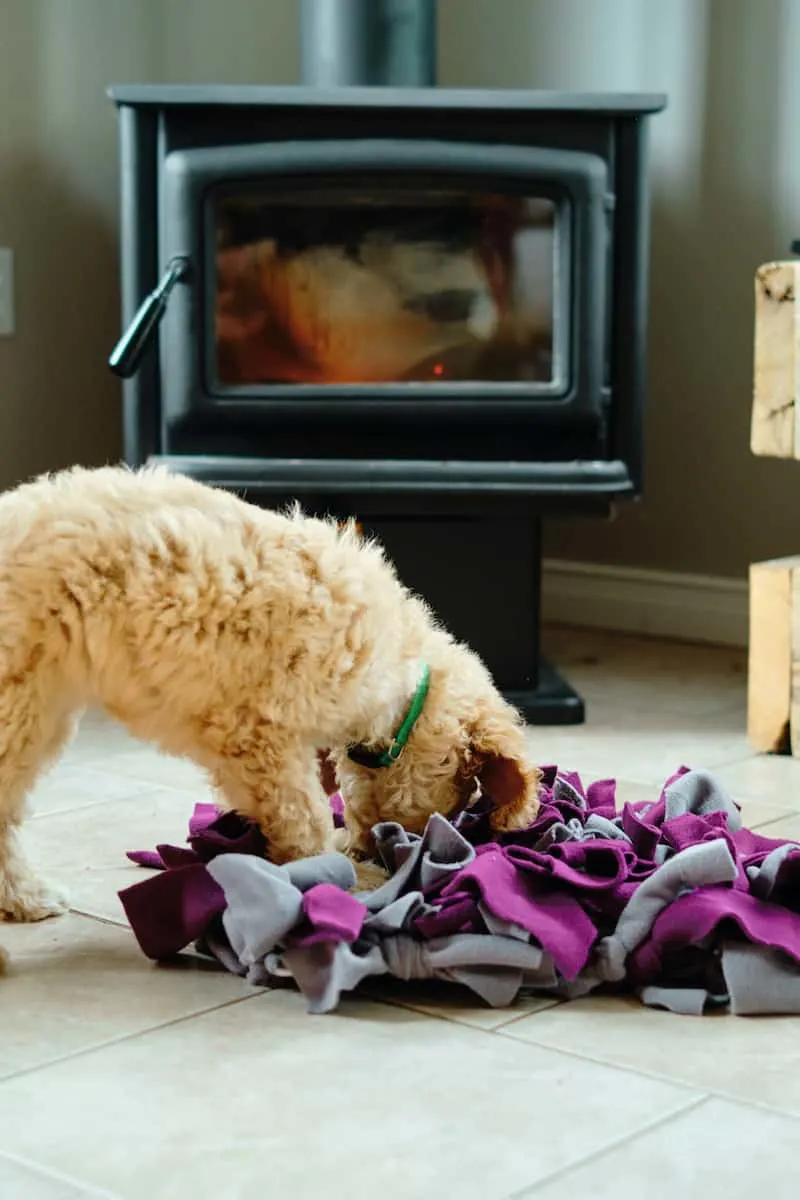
left=0, top=465, right=540, bottom=922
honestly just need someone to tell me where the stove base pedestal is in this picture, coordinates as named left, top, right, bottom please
left=504, top=660, right=585, bottom=726
left=363, top=514, right=585, bottom=727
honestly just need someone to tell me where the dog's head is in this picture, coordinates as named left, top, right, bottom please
left=336, top=650, right=541, bottom=847
left=452, top=692, right=543, bottom=834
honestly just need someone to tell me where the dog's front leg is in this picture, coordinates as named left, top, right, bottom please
left=215, top=735, right=336, bottom=866
left=0, top=685, right=75, bottom=922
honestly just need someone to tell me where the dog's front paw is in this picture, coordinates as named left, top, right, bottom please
left=0, top=874, right=70, bottom=923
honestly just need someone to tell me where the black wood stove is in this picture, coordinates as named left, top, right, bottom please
left=108, top=0, right=665, bottom=724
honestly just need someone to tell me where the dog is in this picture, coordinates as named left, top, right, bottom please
left=0, top=465, right=540, bottom=923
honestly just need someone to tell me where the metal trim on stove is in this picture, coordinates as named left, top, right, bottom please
left=109, top=84, right=667, bottom=115
left=147, top=455, right=633, bottom=495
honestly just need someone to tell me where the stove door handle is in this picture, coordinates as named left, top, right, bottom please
left=108, top=256, right=191, bottom=379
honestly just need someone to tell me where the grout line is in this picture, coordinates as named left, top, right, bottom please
left=360, top=989, right=569, bottom=1038
left=30, top=782, right=174, bottom=822
left=498, top=1025, right=800, bottom=1124
left=67, top=906, right=130, bottom=929
left=496, top=1026, right=705, bottom=1094
left=0, top=1146, right=121, bottom=1199
left=61, top=774, right=209, bottom=796
left=491, top=999, right=563, bottom=1031
left=501, top=1093, right=710, bottom=1199
left=368, top=991, right=491, bottom=1030
left=705, top=749, right=775, bottom=773
left=744, top=810, right=800, bottom=832
left=31, top=778, right=210, bottom=820
left=0, top=990, right=269, bottom=1087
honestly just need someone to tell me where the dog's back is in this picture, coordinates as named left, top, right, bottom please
left=0, top=464, right=413, bottom=741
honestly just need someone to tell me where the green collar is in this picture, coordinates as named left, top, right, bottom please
left=347, top=662, right=431, bottom=769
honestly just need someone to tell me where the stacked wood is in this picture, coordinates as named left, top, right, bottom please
left=749, top=261, right=800, bottom=753
left=751, top=261, right=800, bottom=458
left=748, top=558, right=800, bottom=753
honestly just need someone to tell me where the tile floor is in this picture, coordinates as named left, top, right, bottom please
left=1, top=627, right=799, bottom=1199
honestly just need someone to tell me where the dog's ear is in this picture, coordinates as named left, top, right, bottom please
left=466, top=705, right=541, bottom=832
left=317, top=749, right=338, bottom=797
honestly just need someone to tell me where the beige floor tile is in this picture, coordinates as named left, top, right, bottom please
left=543, top=623, right=745, bottom=674
left=516, top=1096, right=800, bottom=1200
left=365, top=978, right=560, bottom=1030
left=564, top=677, right=745, bottom=724
left=28, top=764, right=160, bottom=819
left=711, top=754, right=800, bottom=810
left=24, top=788, right=201, bottom=925
left=528, top=709, right=750, bottom=785
left=734, top=797, right=797, bottom=829
left=0, top=1151, right=104, bottom=1199
left=504, top=995, right=800, bottom=1115
left=580, top=682, right=745, bottom=721
left=0, top=913, right=253, bottom=1079
left=63, top=711, right=212, bottom=794
left=610, top=778, right=661, bottom=804
left=61, top=711, right=145, bottom=764
left=77, top=747, right=212, bottom=793
left=543, top=626, right=747, bottom=716
left=749, top=813, right=800, bottom=842
left=0, top=991, right=698, bottom=1200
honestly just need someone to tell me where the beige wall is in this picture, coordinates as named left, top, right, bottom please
left=0, top=0, right=160, bottom=485
left=440, top=0, right=800, bottom=578
left=0, top=0, right=297, bottom=488
left=0, top=0, right=796, bottom=578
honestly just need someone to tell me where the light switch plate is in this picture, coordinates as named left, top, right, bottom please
left=0, top=248, right=15, bottom=336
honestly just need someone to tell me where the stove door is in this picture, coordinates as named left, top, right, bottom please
left=160, top=139, right=609, bottom=442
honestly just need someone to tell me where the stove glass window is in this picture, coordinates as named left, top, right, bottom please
left=213, top=186, right=558, bottom=387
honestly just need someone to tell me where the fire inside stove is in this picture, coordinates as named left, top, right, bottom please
left=213, top=186, right=556, bottom=388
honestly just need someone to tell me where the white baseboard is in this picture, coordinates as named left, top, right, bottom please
left=541, top=559, right=748, bottom=648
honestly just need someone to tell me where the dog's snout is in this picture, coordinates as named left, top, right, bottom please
left=405, top=288, right=480, bottom=324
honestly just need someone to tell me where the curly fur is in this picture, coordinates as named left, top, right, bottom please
left=0, top=465, right=540, bottom=922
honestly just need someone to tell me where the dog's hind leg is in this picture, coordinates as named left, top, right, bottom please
left=0, top=675, right=74, bottom=922
left=214, top=734, right=336, bottom=866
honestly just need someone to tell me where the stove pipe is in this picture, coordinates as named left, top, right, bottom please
left=300, top=0, right=436, bottom=88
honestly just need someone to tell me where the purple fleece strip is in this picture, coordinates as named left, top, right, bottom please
left=436, top=847, right=596, bottom=980
left=630, top=886, right=800, bottom=983
left=290, top=884, right=367, bottom=947
left=119, top=864, right=227, bottom=960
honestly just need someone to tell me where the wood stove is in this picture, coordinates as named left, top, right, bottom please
left=108, top=2, right=664, bottom=724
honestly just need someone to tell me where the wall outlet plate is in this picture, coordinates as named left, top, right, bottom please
left=0, top=248, right=15, bottom=336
